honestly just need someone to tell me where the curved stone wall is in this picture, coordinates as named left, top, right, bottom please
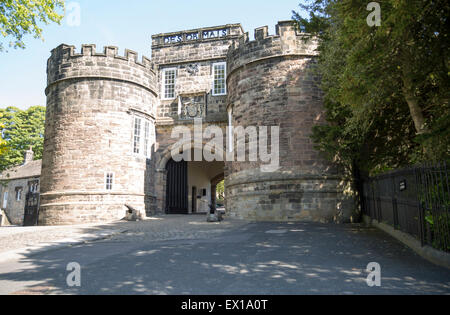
left=225, top=22, right=353, bottom=222
left=40, top=44, right=158, bottom=225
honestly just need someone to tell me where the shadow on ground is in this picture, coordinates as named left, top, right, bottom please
left=1, top=219, right=450, bottom=295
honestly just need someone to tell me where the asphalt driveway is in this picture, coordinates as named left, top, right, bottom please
left=0, top=216, right=449, bottom=295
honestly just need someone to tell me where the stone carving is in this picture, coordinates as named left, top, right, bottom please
left=179, top=94, right=205, bottom=120
left=186, top=64, right=199, bottom=76
left=186, top=103, right=199, bottom=117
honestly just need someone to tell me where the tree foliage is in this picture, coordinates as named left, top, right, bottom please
left=0, top=112, right=7, bottom=156
left=293, top=0, right=449, bottom=176
left=216, top=180, right=225, bottom=201
left=0, top=106, right=46, bottom=171
left=0, top=0, right=64, bottom=51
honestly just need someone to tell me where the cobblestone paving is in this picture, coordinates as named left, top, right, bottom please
left=99, top=215, right=250, bottom=243
left=0, top=215, right=249, bottom=254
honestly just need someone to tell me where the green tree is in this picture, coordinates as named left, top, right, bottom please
left=0, top=0, right=64, bottom=51
left=293, top=0, right=449, bottom=176
left=0, top=106, right=46, bottom=171
left=0, top=112, right=7, bottom=156
left=216, top=180, right=225, bottom=201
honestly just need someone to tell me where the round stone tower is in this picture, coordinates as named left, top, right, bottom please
left=226, top=21, right=353, bottom=222
left=40, top=44, right=158, bottom=225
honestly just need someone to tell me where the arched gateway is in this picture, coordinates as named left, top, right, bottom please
left=39, top=22, right=355, bottom=225
left=157, top=142, right=226, bottom=215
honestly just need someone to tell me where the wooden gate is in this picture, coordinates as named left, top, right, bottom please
left=23, top=192, right=40, bottom=226
left=165, top=159, right=188, bottom=214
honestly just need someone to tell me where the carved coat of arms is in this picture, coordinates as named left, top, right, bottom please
left=185, top=102, right=199, bottom=118
left=178, top=94, right=205, bottom=120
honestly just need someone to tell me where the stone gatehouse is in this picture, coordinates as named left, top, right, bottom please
left=38, top=21, right=354, bottom=226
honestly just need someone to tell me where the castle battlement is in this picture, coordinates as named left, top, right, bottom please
left=151, top=24, right=244, bottom=66
left=228, top=21, right=319, bottom=75
left=49, top=44, right=155, bottom=71
left=46, top=44, right=157, bottom=95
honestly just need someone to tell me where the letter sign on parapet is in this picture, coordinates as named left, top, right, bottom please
left=164, top=28, right=228, bottom=44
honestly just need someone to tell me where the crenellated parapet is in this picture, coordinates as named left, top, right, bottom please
left=227, top=21, right=319, bottom=76
left=151, top=24, right=244, bottom=67
left=46, top=44, right=157, bottom=96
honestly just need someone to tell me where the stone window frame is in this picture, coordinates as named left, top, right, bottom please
left=212, top=62, right=227, bottom=96
left=143, top=119, right=156, bottom=160
left=2, top=191, right=8, bottom=208
left=131, top=113, right=156, bottom=160
left=28, top=180, right=39, bottom=193
left=162, top=67, right=177, bottom=100
left=15, top=187, right=23, bottom=201
left=227, top=106, right=234, bottom=153
left=105, top=172, right=115, bottom=191
left=143, top=119, right=150, bottom=158
left=133, top=116, right=142, bottom=154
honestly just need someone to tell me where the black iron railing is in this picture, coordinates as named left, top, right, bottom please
left=362, top=162, right=450, bottom=252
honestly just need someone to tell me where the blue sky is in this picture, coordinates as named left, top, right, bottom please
left=0, top=0, right=306, bottom=109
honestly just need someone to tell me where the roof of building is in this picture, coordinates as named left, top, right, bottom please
left=0, top=160, right=42, bottom=181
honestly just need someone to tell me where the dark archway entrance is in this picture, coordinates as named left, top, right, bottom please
left=158, top=145, right=226, bottom=215
left=165, top=159, right=188, bottom=214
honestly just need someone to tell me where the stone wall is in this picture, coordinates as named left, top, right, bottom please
left=40, top=44, right=158, bottom=225
left=0, top=176, right=40, bottom=225
left=155, top=62, right=228, bottom=120
left=149, top=25, right=240, bottom=214
left=225, top=21, right=354, bottom=222
left=151, top=24, right=243, bottom=64
left=152, top=25, right=242, bottom=122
